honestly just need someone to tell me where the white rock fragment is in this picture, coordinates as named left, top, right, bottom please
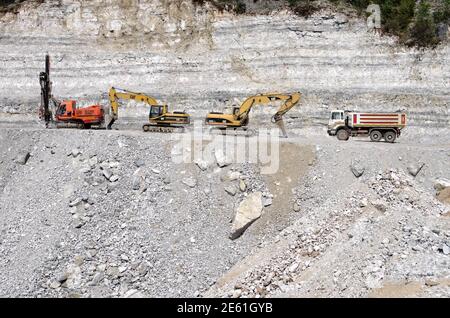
left=407, top=162, right=424, bottom=177
left=360, top=198, right=368, bottom=207
left=239, top=179, right=247, bottom=192
left=195, top=158, right=209, bottom=171
left=225, top=185, right=237, bottom=196
left=215, top=149, right=233, bottom=168
left=182, top=177, right=197, bottom=188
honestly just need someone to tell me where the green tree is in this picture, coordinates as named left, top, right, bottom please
left=409, top=0, right=439, bottom=47
left=433, top=0, right=450, bottom=24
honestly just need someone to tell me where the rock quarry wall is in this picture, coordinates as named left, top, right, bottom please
left=0, top=0, right=448, bottom=127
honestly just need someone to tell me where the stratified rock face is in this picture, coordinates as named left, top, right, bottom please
left=0, top=0, right=448, bottom=127
left=0, top=0, right=213, bottom=42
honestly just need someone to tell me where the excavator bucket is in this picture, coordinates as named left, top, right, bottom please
left=107, top=118, right=116, bottom=130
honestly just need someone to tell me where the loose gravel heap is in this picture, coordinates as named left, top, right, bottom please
left=210, top=169, right=449, bottom=297
left=206, top=133, right=450, bottom=298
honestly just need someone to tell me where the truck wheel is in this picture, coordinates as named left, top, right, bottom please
left=370, top=130, right=382, bottom=142
left=337, top=129, right=349, bottom=141
left=384, top=131, right=397, bottom=143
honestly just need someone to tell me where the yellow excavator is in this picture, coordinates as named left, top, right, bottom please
left=107, top=87, right=190, bottom=132
left=205, top=92, right=301, bottom=137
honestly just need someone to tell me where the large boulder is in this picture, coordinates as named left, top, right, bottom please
left=15, top=151, right=30, bottom=165
left=230, top=192, right=263, bottom=240
left=350, top=161, right=365, bottom=178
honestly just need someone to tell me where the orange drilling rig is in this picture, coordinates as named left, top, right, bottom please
left=39, top=54, right=105, bottom=129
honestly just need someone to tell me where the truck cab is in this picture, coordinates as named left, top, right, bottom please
left=327, top=110, right=346, bottom=136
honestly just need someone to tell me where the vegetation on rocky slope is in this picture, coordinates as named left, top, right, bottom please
left=333, top=0, right=449, bottom=48
left=197, top=0, right=449, bottom=48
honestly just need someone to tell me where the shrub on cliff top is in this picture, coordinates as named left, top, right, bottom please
left=331, top=0, right=446, bottom=48
left=408, top=0, right=440, bottom=47
left=193, top=0, right=246, bottom=14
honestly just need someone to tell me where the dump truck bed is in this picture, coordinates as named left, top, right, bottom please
left=348, top=112, right=407, bottom=128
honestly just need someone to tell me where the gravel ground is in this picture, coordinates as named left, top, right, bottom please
left=0, top=126, right=313, bottom=297
left=0, top=125, right=448, bottom=298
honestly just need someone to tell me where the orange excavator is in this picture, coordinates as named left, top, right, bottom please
left=39, top=54, right=105, bottom=129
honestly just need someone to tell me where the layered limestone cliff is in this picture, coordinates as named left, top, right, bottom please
left=0, top=0, right=448, bottom=127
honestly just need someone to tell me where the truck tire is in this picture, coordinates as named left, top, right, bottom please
left=337, top=129, right=349, bottom=141
left=384, top=131, right=397, bottom=143
left=370, top=130, right=382, bottom=142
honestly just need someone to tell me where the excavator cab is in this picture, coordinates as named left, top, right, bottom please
left=149, top=105, right=167, bottom=119
left=56, top=100, right=77, bottom=118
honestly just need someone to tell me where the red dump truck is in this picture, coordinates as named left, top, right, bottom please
left=327, top=110, right=407, bottom=143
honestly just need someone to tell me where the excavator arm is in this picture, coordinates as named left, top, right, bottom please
left=236, top=93, right=301, bottom=125
left=107, top=87, right=161, bottom=129
left=271, top=92, right=301, bottom=123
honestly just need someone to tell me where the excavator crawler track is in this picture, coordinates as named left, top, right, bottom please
left=50, top=122, right=105, bottom=130
left=142, top=125, right=186, bottom=134
left=208, top=127, right=255, bottom=137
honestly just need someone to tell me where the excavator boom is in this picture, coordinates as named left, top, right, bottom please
left=108, top=87, right=159, bottom=129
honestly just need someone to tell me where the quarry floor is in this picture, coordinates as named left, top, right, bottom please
left=0, top=121, right=449, bottom=298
